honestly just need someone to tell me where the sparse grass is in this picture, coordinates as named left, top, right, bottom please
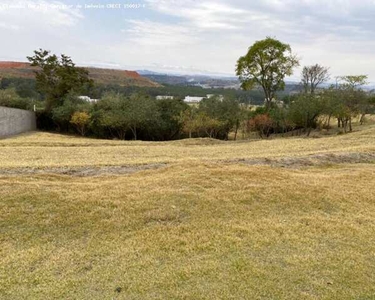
left=1, top=125, right=375, bottom=299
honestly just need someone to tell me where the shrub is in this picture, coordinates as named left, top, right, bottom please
left=70, top=111, right=91, bottom=136
left=248, top=114, right=273, bottom=138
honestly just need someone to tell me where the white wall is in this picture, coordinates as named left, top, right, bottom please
left=0, top=106, right=36, bottom=138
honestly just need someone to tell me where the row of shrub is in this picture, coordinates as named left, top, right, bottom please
left=2, top=84, right=374, bottom=140
left=246, top=86, right=375, bottom=138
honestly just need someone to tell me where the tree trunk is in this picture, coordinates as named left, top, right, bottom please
left=130, top=126, right=137, bottom=140
left=360, top=114, right=365, bottom=125
left=338, top=118, right=341, bottom=128
left=349, top=117, right=352, bottom=132
left=234, top=119, right=239, bottom=141
left=327, top=114, right=332, bottom=128
left=306, top=127, right=312, bottom=137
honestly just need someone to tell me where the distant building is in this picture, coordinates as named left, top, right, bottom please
left=156, top=95, right=174, bottom=100
left=183, top=94, right=224, bottom=104
left=183, top=96, right=204, bottom=103
left=206, top=94, right=224, bottom=101
left=78, top=96, right=98, bottom=103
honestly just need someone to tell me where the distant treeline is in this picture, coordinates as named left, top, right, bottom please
left=0, top=77, right=300, bottom=107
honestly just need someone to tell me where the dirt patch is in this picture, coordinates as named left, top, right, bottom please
left=0, top=163, right=168, bottom=177
left=123, top=70, right=141, bottom=79
left=224, top=152, right=375, bottom=168
left=0, top=61, right=30, bottom=68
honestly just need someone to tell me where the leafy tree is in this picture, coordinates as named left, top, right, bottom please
left=0, top=78, right=41, bottom=99
left=321, top=87, right=342, bottom=128
left=70, top=111, right=91, bottom=136
left=340, top=75, right=368, bottom=89
left=269, top=106, right=294, bottom=134
left=195, top=112, right=224, bottom=138
left=0, top=88, right=33, bottom=110
left=154, top=98, right=189, bottom=140
left=301, top=64, right=330, bottom=94
left=289, top=93, right=324, bottom=136
left=125, top=94, right=159, bottom=140
left=27, top=49, right=93, bottom=111
left=51, top=92, right=89, bottom=131
left=95, top=92, right=129, bottom=139
left=177, top=107, right=198, bottom=138
left=336, top=75, right=368, bottom=131
left=95, top=92, right=159, bottom=140
left=236, top=37, right=299, bottom=110
left=198, top=96, right=241, bottom=139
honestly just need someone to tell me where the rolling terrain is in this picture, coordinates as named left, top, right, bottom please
left=0, top=61, right=160, bottom=88
left=1, top=123, right=375, bottom=299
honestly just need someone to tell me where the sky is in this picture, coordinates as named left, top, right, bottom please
left=0, top=0, right=375, bottom=83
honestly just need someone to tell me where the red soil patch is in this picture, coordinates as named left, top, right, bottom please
left=0, top=61, right=30, bottom=68
left=123, top=70, right=141, bottom=79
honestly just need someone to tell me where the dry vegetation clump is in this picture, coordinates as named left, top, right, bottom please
left=1, top=125, right=375, bottom=299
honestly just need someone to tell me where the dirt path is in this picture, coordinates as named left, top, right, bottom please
left=0, top=163, right=168, bottom=177
left=224, top=152, right=375, bottom=168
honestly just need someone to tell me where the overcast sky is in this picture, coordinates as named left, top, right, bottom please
left=1, top=0, right=375, bottom=82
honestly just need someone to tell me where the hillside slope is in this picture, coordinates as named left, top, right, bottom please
left=1, top=125, right=375, bottom=299
left=0, top=61, right=160, bottom=87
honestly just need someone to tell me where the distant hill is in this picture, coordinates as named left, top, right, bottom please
left=141, top=72, right=241, bottom=89
left=0, top=61, right=160, bottom=88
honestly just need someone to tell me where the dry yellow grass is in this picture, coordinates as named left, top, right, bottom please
left=1, top=124, right=375, bottom=169
left=1, top=126, right=375, bottom=299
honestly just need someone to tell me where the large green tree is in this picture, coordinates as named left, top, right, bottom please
left=236, top=37, right=299, bottom=110
left=27, top=49, right=93, bottom=111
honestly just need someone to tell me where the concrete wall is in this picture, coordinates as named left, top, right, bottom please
left=0, top=106, right=36, bottom=138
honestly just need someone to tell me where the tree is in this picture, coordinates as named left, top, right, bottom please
left=0, top=88, right=32, bottom=110
left=176, top=107, right=198, bottom=138
left=301, top=64, right=330, bottom=94
left=289, top=93, right=324, bottom=136
left=195, top=112, right=224, bottom=138
left=247, top=114, right=274, bottom=138
left=340, top=75, right=368, bottom=89
left=125, top=94, right=159, bottom=140
left=70, top=111, right=90, bottom=136
left=27, top=49, right=93, bottom=111
left=337, top=75, right=368, bottom=131
left=321, top=87, right=342, bottom=128
left=198, top=96, right=241, bottom=139
left=51, top=92, right=89, bottom=131
left=236, top=37, right=299, bottom=110
left=154, top=98, right=189, bottom=140
left=96, top=92, right=129, bottom=139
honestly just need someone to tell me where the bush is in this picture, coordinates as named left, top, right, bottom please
left=248, top=114, right=274, bottom=138
left=0, top=88, right=33, bottom=110
left=70, top=111, right=91, bottom=136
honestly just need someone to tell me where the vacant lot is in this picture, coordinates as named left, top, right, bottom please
left=1, top=126, right=375, bottom=299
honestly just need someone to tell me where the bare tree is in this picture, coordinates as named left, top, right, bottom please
left=301, top=64, right=330, bottom=94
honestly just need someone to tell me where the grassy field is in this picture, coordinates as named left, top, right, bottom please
left=1, top=125, right=375, bottom=299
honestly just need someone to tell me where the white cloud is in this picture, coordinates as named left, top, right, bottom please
left=1, top=0, right=375, bottom=82
left=137, top=0, right=375, bottom=81
left=0, top=22, right=20, bottom=31
left=0, top=0, right=83, bottom=30
left=145, top=0, right=249, bottom=30
left=123, top=19, right=200, bottom=46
